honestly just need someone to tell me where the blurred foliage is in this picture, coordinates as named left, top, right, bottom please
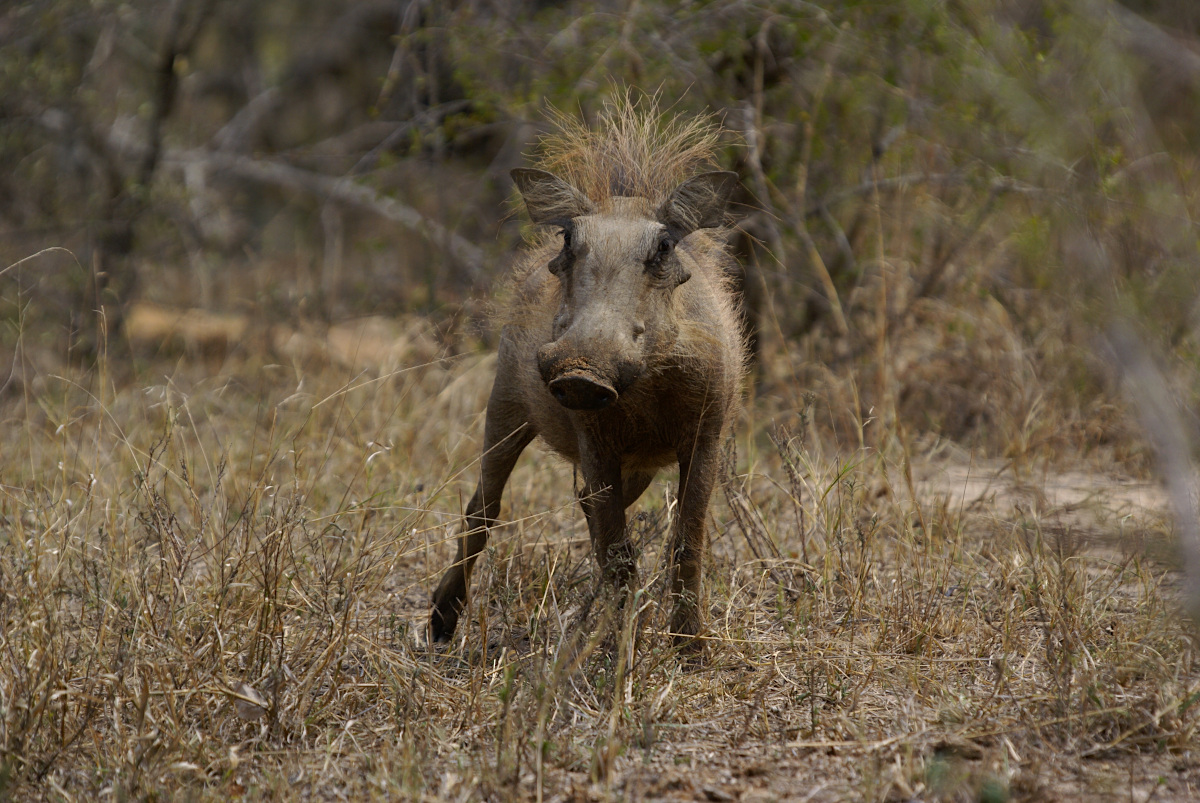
left=2, top=0, right=1200, bottom=457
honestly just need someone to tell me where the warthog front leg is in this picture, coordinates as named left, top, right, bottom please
left=670, top=424, right=722, bottom=645
left=578, top=449, right=637, bottom=589
left=429, top=410, right=534, bottom=643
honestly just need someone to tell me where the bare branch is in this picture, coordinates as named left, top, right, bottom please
left=349, top=100, right=472, bottom=176
left=173, top=150, right=485, bottom=282
left=138, top=0, right=215, bottom=187
left=1108, top=0, right=1200, bottom=90
left=792, top=54, right=848, bottom=336
left=806, top=173, right=1046, bottom=219
left=1106, top=323, right=1200, bottom=619
left=211, top=88, right=282, bottom=153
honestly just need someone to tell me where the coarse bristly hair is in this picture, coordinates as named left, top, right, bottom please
left=494, top=93, right=737, bottom=329
left=534, top=92, right=724, bottom=206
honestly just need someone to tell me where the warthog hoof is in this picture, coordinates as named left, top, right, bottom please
left=670, top=603, right=704, bottom=652
left=428, top=600, right=460, bottom=644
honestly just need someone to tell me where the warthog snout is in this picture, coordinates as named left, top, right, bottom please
left=537, top=342, right=642, bottom=412
left=536, top=347, right=622, bottom=411
left=547, top=370, right=617, bottom=410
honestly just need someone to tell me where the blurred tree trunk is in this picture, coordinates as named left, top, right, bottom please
left=85, top=0, right=213, bottom=354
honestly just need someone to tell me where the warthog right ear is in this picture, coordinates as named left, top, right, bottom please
left=511, top=168, right=595, bottom=224
left=658, top=171, right=740, bottom=234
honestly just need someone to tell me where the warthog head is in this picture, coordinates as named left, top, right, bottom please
left=512, top=167, right=737, bottom=411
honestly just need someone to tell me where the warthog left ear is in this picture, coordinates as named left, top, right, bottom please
left=657, top=171, right=740, bottom=234
left=511, top=168, right=595, bottom=224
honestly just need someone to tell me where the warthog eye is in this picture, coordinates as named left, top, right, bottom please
left=549, top=225, right=575, bottom=276
left=646, top=235, right=676, bottom=276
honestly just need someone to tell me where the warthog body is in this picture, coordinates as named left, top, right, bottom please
left=430, top=102, right=747, bottom=645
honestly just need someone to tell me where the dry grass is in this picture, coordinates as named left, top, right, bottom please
left=1, top=303, right=1197, bottom=803
left=7, top=2, right=1200, bottom=797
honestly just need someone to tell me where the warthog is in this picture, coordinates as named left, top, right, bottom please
left=430, top=102, right=746, bottom=646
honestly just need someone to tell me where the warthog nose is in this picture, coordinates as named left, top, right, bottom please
left=547, top=372, right=618, bottom=411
